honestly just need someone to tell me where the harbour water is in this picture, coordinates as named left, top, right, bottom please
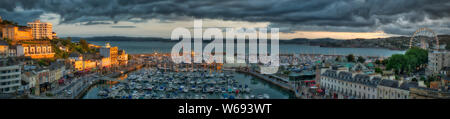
left=83, top=71, right=296, bottom=99
left=80, top=39, right=403, bottom=99
left=82, top=40, right=405, bottom=57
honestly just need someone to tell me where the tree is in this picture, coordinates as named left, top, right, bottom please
left=405, top=47, right=428, bottom=66
left=357, top=56, right=366, bottom=63
left=375, top=67, right=382, bottom=74
left=412, top=78, right=418, bottom=82
left=79, top=39, right=90, bottom=53
left=385, top=47, right=429, bottom=75
left=386, top=54, right=407, bottom=74
left=346, top=54, right=355, bottom=62
left=375, top=59, right=382, bottom=65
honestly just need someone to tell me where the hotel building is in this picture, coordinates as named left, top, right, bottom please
left=118, top=50, right=128, bottom=65
left=27, top=20, right=53, bottom=40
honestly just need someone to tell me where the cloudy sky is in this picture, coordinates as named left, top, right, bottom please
left=1, top=0, right=449, bottom=39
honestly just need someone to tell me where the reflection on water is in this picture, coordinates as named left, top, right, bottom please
left=83, top=72, right=296, bottom=99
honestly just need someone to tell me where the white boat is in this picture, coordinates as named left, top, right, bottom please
left=98, top=91, right=108, bottom=96
left=201, top=94, right=207, bottom=99
left=263, top=94, right=270, bottom=99
left=196, top=80, right=203, bottom=84
left=257, top=94, right=264, bottom=99
left=241, top=87, right=249, bottom=93
left=194, top=94, right=200, bottom=99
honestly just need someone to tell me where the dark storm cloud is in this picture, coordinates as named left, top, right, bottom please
left=83, top=21, right=113, bottom=25
left=1, top=0, right=450, bottom=35
left=111, top=26, right=137, bottom=28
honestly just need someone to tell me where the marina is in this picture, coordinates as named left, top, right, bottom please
left=83, top=68, right=296, bottom=99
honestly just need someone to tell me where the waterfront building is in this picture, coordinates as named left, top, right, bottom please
left=100, top=57, right=111, bottom=68
left=0, top=58, right=21, bottom=93
left=427, top=51, right=450, bottom=75
left=118, top=50, right=128, bottom=66
left=27, top=20, right=53, bottom=40
left=100, top=43, right=118, bottom=66
left=1, top=26, right=33, bottom=41
left=73, top=60, right=97, bottom=71
left=69, top=52, right=115, bottom=71
left=16, top=42, right=55, bottom=59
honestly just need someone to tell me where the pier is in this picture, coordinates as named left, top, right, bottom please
left=237, top=69, right=294, bottom=92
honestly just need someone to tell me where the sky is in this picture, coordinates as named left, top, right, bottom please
left=1, top=0, right=450, bottom=40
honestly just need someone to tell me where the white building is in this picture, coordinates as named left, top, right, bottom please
left=320, top=70, right=380, bottom=99
left=27, top=20, right=53, bottom=40
left=21, top=71, right=38, bottom=92
left=16, top=43, right=54, bottom=59
left=427, top=51, right=450, bottom=75
left=377, top=80, right=417, bottom=99
left=0, top=58, right=21, bottom=93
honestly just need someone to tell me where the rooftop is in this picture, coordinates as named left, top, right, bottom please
left=399, top=82, right=418, bottom=90
left=379, top=79, right=399, bottom=88
left=322, top=69, right=381, bottom=87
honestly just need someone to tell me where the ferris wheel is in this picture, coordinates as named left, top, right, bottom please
left=409, top=28, right=439, bottom=50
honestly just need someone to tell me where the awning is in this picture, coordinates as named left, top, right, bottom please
left=316, top=89, right=323, bottom=93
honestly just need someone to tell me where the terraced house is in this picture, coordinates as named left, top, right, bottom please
left=377, top=80, right=417, bottom=99
left=320, top=70, right=381, bottom=99
left=16, top=42, right=54, bottom=59
left=321, top=69, right=419, bottom=99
